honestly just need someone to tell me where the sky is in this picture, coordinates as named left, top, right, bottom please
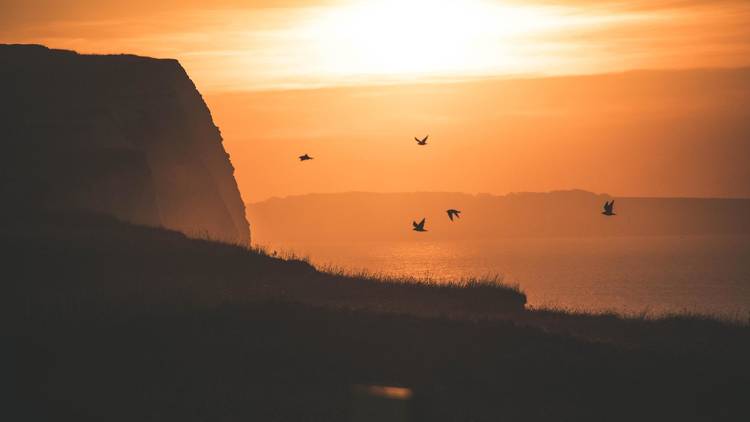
left=3, top=0, right=750, bottom=91
left=208, top=70, right=750, bottom=201
left=3, top=0, right=750, bottom=200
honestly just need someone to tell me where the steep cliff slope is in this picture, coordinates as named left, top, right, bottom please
left=0, top=44, right=249, bottom=244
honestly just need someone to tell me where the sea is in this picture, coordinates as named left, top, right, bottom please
left=263, top=235, right=750, bottom=318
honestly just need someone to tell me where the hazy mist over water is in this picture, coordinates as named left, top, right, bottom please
left=262, top=235, right=750, bottom=317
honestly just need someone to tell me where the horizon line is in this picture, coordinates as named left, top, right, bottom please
left=247, top=190, right=750, bottom=204
left=205, top=65, right=750, bottom=94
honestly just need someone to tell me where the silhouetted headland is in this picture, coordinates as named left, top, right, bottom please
left=0, top=44, right=249, bottom=245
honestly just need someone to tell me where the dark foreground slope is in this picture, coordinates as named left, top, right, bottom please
left=5, top=214, right=749, bottom=422
left=0, top=44, right=249, bottom=245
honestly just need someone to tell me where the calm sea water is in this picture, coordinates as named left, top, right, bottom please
left=264, top=235, right=750, bottom=317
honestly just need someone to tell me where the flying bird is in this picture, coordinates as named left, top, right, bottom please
left=446, top=209, right=461, bottom=221
left=412, top=218, right=427, bottom=232
left=298, top=154, right=313, bottom=161
left=602, top=200, right=616, bottom=216
left=415, top=135, right=428, bottom=145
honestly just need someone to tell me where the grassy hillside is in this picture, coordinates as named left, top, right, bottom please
left=5, top=212, right=526, bottom=319
left=6, top=213, right=750, bottom=421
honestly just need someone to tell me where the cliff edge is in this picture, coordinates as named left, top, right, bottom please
left=0, top=44, right=250, bottom=245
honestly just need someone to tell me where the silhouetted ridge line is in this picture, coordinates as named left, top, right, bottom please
left=247, top=191, right=750, bottom=242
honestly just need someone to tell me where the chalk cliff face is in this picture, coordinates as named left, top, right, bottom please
left=0, top=44, right=250, bottom=245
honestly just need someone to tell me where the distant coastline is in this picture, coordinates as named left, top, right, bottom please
left=247, top=190, right=750, bottom=243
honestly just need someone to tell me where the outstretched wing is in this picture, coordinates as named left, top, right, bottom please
left=417, top=218, right=426, bottom=229
left=447, top=210, right=454, bottom=221
left=422, top=135, right=429, bottom=142
left=413, top=221, right=419, bottom=228
left=414, top=137, right=421, bottom=143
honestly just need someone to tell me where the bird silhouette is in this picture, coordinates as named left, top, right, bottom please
left=446, top=209, right=461, bottom=221
left=298, top=154, right=313, bottom=161
left=412, top=218, right=427, bottom=232
left=602, top=200, right=616, bottom=216
left=415, top=135, right=428, bottom=145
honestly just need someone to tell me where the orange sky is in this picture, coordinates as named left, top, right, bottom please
left=3, top=0, right=750, bottom=200
left=4, top=0, right=750, bottom=91
left=208, top=70, right=750, bottom=201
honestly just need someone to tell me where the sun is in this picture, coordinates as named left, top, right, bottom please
left=300, top=0, right=568, bottom=80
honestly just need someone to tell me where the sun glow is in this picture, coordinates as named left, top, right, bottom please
left=300, top=0, right=581, bottom=79
left=9, top=0, right=749, bottom=90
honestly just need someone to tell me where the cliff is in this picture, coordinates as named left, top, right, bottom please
left=0, top=44, right=250, bottom=245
